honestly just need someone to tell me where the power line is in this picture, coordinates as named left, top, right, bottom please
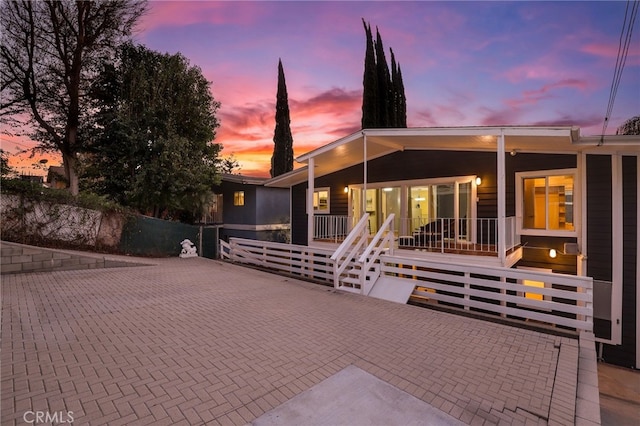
left=600, top=0, right=639, bottom=144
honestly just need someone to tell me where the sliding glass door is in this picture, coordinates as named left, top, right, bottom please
left=350, top=176, right=476, bottom=240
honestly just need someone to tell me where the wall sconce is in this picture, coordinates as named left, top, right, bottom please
left=475, top=177, right=482, bottom=186
left=549, top=249, right=557, bottom=259
left=343, top=186, right=349, bottom=194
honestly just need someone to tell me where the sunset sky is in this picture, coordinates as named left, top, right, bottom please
left=4, top=1, right=639, bottom=177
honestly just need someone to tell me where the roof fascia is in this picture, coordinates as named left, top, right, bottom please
left=264, top=165, right=309, bottom=187
left=575, top=135, right=640, bottom=146
left=296, top=131, right=364, bottom=163
left=221, top=173, right=267, bottom=185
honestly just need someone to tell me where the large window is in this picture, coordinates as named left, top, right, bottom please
left=518, top=170, right=575, bottom=234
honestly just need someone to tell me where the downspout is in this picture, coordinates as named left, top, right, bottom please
left=307, top=157, right=315, bottom=245
left=497, top=129, right=506, bottom=265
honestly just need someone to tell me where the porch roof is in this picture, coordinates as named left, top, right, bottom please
left=265, top=126, right=639, bottom=188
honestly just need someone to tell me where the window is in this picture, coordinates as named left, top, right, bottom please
left=233, top=191, right=245, bottom=206
left=312, top=188, right=330, bottom=214
left=518, top=171, right=575, bottom=234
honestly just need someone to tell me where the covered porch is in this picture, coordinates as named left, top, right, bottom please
left=314, top=214, right=521, bottom=265
left=267, top=126, right=582, bottom=268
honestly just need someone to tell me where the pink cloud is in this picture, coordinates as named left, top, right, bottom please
left=503, top=62, right=561, bottom=83
left=505, top=78, right=590, bottom=109
left=291, top=88, right=361, bottom=117
left=522, top=78, right=589, bottom=96
left=581, top=42, right=640, bottom=66
left=137, top=2, right=262, bottom=32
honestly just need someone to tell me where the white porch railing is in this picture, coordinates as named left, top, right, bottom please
left=358, top=213, right=395, bottom=295
left=314, top=215, right=353, bottom=243
left=330, top=214, right=370, bottom=290
left=397, top=217, right=519, bottom=254
left=380, top=254, right=593, bottom=332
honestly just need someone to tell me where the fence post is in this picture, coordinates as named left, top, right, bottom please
left=464, top=271, right=470, bottom=310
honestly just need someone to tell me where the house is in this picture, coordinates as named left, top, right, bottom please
left=203, top=173, right=290, bottom=243
left=259, top=126, right=639, bottom=369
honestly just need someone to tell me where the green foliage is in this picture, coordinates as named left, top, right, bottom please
left=0, top=0, right=148, bottom=195
left=0, top=149, right=13, bottom=177
left=1, top=178, right=127, bottom=213
left=219, top=155, right=241, bottom=174
left=85, top=43, right=222, bottom=221
left=271, top=59, right=294, bottom=177
left=617, top=115, right=640, bottom=135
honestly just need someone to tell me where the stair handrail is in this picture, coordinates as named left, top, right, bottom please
left=358, top=214, right=395, bottom=294
left=330, top=213, right=370, bottom=288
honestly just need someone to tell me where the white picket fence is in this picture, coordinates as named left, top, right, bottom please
left=219, top=238, right=593, bottom=333
left=220, top=238, right=336, bottom=284
left=380, top=254, right=593, bottom=332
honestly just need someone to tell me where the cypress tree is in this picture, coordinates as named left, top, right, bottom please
left=390, top=49, right=399, bottom=127
left=361, top=19, right=378, bottom=129
left=375, top=28, right=392, bottom=127
left=361, top=20, right=407, bottom=129
left=391, top=48, right=407, bottom=128
left=270, top=59, right=294, bottom=177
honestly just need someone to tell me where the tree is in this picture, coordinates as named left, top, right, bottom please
left=617, top=115, right=640, bottom=135
left=86, top=43, right=221, bottom=220
left=0, top=0, right=147, bottom=196
left=361, top=20, right=378, bottom=129
left=361, top=20, right=407, bottom=129
left=390, top=48, right=407, bottom=128
left=219, top=155, right=241, bottom=175
left=270, top=59, right=294, bottom=177
left=0, top=149, right=13, bottom=178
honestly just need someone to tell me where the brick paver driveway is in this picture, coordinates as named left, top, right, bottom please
left=2, top=257, right=580, bottom=425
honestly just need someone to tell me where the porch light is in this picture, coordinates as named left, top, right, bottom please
left=549, top=249, right=557, bottom=259
left=383, top=187, right=393, bottom=192
left=343, top=186, right=349, bottom=194
left=475, top=177, right=482, bottom=186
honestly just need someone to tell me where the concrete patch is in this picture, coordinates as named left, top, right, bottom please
left=252, top=365, right=465, bottom=426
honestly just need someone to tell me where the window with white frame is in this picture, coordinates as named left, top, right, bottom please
left=309, top=187, right=330, bottom=214
left=517, top=170, right=576, bottom=234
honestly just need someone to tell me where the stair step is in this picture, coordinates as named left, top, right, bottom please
left=341, top=276, right=361, bottom=285
left=337, top=285, right=361, bottom=294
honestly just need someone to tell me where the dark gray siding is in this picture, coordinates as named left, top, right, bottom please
left=602, top=156, right=638, bottom=368
left=586, top=155, right=613, bottom=281
left=292, top=150, right=576, bottom=245
left=256, top=187, right=290, bottom=225
left=221, top=181, right=258, bottom=225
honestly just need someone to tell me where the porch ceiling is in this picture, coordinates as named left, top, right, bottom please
left=264, top=126, right=638, bottom=188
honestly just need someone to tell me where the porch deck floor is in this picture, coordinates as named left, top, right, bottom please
left=2, top=252, right=594, bottom=425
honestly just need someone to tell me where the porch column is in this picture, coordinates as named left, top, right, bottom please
left=497, top=130, right=506, bottom=264
left=363, top=131, right=368, bottom=215
left=307, top=157, right=315, bottom=245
